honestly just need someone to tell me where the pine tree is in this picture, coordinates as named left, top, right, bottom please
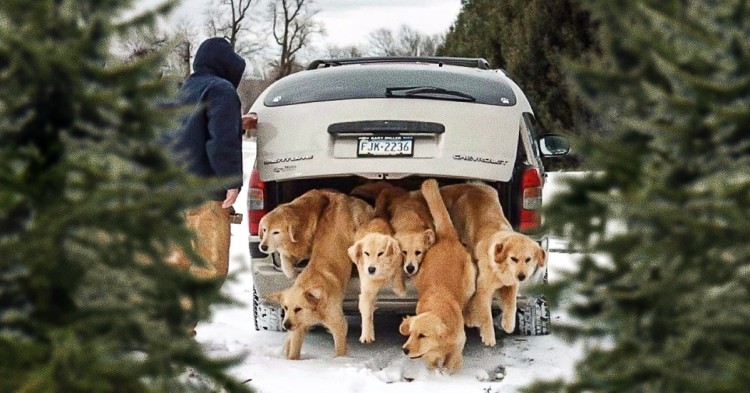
left=0, top=1, right=253, bottom=392
left=529, top=0, right=750, bottom=391
left=439, top=0, right=598, bottom=169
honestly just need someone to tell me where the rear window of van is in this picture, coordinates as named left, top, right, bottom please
left=263, top=64, right=517, bottom=107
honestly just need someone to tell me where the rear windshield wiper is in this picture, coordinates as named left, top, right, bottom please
left=385, top=86, right=476, bottom=102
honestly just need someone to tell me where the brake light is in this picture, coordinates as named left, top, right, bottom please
left=519, top=167, right=542, bottom=232
left=247, top=168, right=266, bottom=235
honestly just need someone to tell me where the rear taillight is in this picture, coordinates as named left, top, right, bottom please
left=247, top=168, right=266, bottom=235
left=519, top=167, right=542, bottom=232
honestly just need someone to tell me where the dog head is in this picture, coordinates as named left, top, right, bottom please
left=348, top=233, right=402, bottom=279
left=266, top=286, right=325, bottom=331
left=399, top=313, right=448, bottom=359
left=488, top=232, right=546, bottom=284
left=258, top=190, right=330, bottom=255
left=258, top=207, right=299, bottom=255
left=396, top=229, right=435, bottom=276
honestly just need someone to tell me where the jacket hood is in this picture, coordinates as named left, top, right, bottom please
left=193, top=37, right=246, bottom=88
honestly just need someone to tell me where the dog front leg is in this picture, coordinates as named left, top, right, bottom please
left=279, top=254, right=298, bottom=279
left=443, top=349, right=464, bottom=374
left=497, top=284, right=519, bottom=334
left=283, top=329, right=305, bottom=360
left=465, top=283, right=497, bottom=346
left=391, top=266, right=407, bottom=297
left=324, top=310, right=349, bottom=356
left=358, top=283, right=380, bottom=344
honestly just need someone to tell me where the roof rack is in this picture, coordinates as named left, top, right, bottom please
left=306, top=56, right=491, bottom=70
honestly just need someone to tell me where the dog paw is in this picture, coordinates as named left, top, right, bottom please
left=359, top=332, right=375, bottom=344
left=481, top=334, right=496, bottom=347
left=501, top=316, right=515, bottom=334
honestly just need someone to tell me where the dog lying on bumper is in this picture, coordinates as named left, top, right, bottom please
left=266, top=192, right=373, bottom=360
left=399, top=179, right=476, bottom=374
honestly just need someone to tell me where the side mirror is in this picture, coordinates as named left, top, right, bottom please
left=538, top=134, right=570, bottom=157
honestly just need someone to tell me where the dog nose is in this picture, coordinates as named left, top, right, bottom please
left=368, top=266, right=376, bottom=275
left=259, top=244, right=269, bottom=253
left=405, top=264, right=415, bottom=274
left=283, top=321, right=291, bottom=330
left=518, top=273, right=526, bottom=281
left=402, top=347, right=409, bottom=355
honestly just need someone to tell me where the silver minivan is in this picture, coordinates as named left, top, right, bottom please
left=245, top=57, right=569, bottom=335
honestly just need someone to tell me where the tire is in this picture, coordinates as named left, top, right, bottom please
left=253, top=287, right=285, bottom=331
left=514, top=296, right=550, bottom=336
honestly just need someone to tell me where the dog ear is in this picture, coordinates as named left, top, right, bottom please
left=399, top=316, right=412, bottom=336
left=287, top=224, right=298, bottom=243
left=536, top=246, right=547, bottom=268
left=432, top=318, right=449, bottom=338
left=348, top=241, right=363, bottom=265
left=265, top=291, right=284, bottom=305
left=493, top=240, right=508, bottom=264
left=386, top=237, right=400, bottom=258
left=304, top=287, right=324, bottom=307
left=423, top=229, right=436, bottom=247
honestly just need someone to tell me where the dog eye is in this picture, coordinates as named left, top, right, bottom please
left=415, top=250, right=422, bottom=256
left=294, top=307, right=301, bottom=313
left=272, top=230, right=281, bottom=235
left=418, top=333, right=425, bottom=339
left=511, top=257, right=519, bottom=263
left=377, top=251, right=384, bottom=257
left=525, top=257, right=531, bottom=262
left=364, top=251, right=370, bottom=256
left=402, top=250, right=407, bottom=255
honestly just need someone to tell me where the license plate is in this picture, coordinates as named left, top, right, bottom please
left=357, top=136, right=414, bottom=157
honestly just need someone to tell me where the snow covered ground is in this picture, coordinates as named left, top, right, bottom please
left=195, top=140, right=585, bottom=393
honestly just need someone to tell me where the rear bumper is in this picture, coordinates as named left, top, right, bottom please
left=249, top=236, right=549, bottom=314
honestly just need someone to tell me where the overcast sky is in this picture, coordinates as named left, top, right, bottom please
left=136, top=0, right=461, bottom=48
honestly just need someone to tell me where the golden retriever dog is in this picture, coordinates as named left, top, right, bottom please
left=348, top=204, right=405, bottom=344
left=352, top=182, right=435, bottom=277
left=258, top=189, right=330, bottom=279
left=399, top=179, right=475, bottom=374
left=439, top=182, right=546, bottom=346
left=267, top=193, right=372, bottom=360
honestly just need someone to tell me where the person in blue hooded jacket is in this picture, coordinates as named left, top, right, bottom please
left=165, top=37, right=246, bottom=283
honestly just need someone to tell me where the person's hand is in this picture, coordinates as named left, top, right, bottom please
left=242, top=113, right=257, bottom=130
left=223, top=188, right=239, bottom=208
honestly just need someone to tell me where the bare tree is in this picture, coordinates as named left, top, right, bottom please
left=269, top=0, right=322, bottom=79
left=204, top=0, right=263, bottom=56
left=324, top=44, right=365, bottom=59
left=172, top=17, right=200, bottom=79
left=367, top=25, right=444, bottom=57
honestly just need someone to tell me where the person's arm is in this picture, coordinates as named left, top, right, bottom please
left=204, top=81, right=243, bottom=194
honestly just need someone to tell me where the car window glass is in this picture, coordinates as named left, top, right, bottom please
left=263, top=65, right=517, bottom=107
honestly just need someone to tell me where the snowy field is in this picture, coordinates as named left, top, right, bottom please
left=195, top=140, right=585, bottom=393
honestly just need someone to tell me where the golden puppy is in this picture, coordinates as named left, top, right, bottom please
left=399, top=179, right=475, bottom=374
left=352, top=182, right=435, bottom=277
left=440, top=182, right=546, bottom=345
left=258, top=189, right=330, bottom=279
left=348, top=206, right=405, bottom=344
left=267, top=193, right=372, bottom=360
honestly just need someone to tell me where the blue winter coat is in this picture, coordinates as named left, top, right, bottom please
left=168, top=37, right=246, bottom=201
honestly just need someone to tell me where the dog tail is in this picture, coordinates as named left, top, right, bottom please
left=420, top=179, right=459, bottom=242
left=374, top=189, right=391, bottom=220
